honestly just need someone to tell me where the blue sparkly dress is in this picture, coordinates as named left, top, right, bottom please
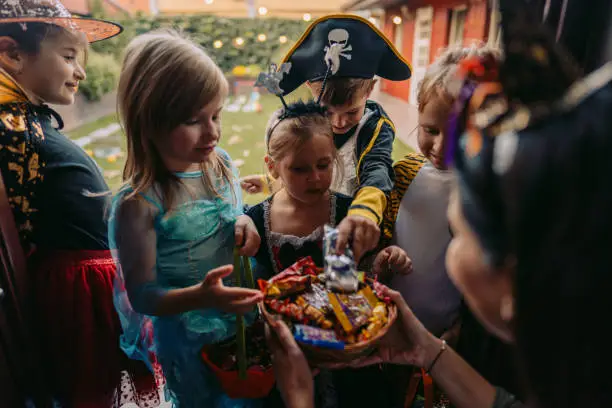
left=109, top=149, right=259, bottom=408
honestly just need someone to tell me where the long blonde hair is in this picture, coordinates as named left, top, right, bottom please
left=417, top=45, right=502, bottom=112
left=117, top=29, right=232, bottom=210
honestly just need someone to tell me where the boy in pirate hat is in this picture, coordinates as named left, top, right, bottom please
left=0, top=1, right=161, bottom=406
left=243, top=15, right=411, bottom=260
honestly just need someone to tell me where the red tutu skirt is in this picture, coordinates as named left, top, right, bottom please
left=30, top=250, right=161, bottom=408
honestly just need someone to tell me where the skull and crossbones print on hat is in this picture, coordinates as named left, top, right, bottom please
left=277, top=14, right=412, bottom=96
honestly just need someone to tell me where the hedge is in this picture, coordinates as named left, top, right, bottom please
left=79, top=14, right=308, bottom=101
left=79, top=50, right=121, bottom=102
left=95, top=15, right=307, bottom=72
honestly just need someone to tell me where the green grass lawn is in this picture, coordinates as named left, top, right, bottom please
left=68, top=89, right=413, bottom=205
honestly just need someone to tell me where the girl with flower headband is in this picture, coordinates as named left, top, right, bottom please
left=109, top=29, right=266, bottom=408
left=248, top=65, right=410, bottom=283
left=266, top=0, right=612, bottom=406
left=246, top=67, right=412, bottom=406
left=0, top=1, right=162, bottom=406
left=245, top=99, right=352, bottom=408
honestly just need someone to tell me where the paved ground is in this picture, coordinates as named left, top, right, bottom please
left=371, top=89, right=420, bottom=152
left=57, top=87, right=421, bottom=150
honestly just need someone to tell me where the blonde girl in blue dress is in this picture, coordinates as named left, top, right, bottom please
left=109, top=29, right=264, bottom=408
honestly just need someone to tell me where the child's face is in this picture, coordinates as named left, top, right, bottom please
left=323, top=96, right=368, bottom=135
left=306, top=83, right=370, bottom=134
left=270, top=133, right=335, bottom=205
left=418, top=93, right=452, bottom=170
left=158, top=93, right=224, bottom=173
left=16, top=34, right=86, bottom=105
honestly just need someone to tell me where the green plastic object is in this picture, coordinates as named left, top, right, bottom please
left=233, top=248, right=252, bottom=380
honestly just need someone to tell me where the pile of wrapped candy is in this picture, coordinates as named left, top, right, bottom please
left=259, top=226, right=393, bottom=349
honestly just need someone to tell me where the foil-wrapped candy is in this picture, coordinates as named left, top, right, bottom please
left=323, top=225, right=359, bottom=293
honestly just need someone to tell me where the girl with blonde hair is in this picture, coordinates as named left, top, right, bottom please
left=110, top=29, right=264, bottom=407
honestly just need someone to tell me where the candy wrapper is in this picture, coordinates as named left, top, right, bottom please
left=270, top=257, right=319, bottom=282
left=261, top=275, right=312, bottom=298
left=258, top=257, right=317, bottom=298
left=371, top=279, right=392, bottom=304
left=296, top=296, right=334, bottom=329
left=294, top=325, right=345, bottom=350
left=358, top=303, right=388, bottom=342
left=328, top=287, right=378, bottom=334
left=323, top=225, right=359, bottom=293
left=260, top=255, right=397, bottom=365
left=302, top=283, right=332, bottom=314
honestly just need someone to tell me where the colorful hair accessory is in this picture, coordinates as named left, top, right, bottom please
left=457, top=55, right=500, bottom=83
left=255, top=63, right=292, bottom=109
left=445, top=80, right=478, bottom=167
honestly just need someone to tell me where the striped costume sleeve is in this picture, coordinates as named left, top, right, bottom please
left=380, top=152, right=427, bottom=246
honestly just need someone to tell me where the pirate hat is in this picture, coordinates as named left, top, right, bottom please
left=278, top=14, right=411, bottom=95
left=0, top=0, right=122, bottom=43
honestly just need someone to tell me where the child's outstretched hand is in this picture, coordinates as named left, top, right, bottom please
left=235, top=215, right=260, bottom=257
left=373, top=245, right=413, bottom=278
left=336, top=215, right=380, bottom=261
left=200, top=265, right=263, bottom=314
left=241, top=174, right=265, bottom=195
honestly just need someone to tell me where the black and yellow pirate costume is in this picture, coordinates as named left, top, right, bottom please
left=277, top=14, right=412, bottom=225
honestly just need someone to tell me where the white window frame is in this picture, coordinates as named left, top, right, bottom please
left=487, top=0, right=502, bottom=47
left=409, top=6, right=434, bottom=105
left=394, top=20, right=403, bottom=51
left=448, top=5, right=468, bottom=47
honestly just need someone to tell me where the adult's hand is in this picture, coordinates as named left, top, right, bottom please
left=266, top=319, right=315, bottom=408
left=325, top=288, right=441, bottom=369
left=369, top=289, right=441, bottom=366
left=342, top=289, right=500, bottom=408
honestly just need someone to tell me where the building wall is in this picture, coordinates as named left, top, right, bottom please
left=156, top=0, right=346, bottom=18
left=63, top=0, right=151, bottom=15
left=112, top=0, right=151, bottom=14
left=464, top=1, right=488, bottom=44
left=61, top=0, right=90, bottom=15
left=429, top=6, right=450, bottom=61
left=381, top=9, right=413, bottom=101
left=380, top=0, right=490, bottom=103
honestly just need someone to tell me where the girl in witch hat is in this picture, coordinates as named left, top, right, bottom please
left=0, top=1, right=163, bottom=406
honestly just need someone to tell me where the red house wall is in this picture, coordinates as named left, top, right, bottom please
left=430, top=6, right=450, bottom=61
left=381, top=7, right=413, bottom=101
left=464, top=1, right=488, bottom=45
left=112, top=0, right=151, bottom=14
left=380, top=0, right=489, bottom=102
